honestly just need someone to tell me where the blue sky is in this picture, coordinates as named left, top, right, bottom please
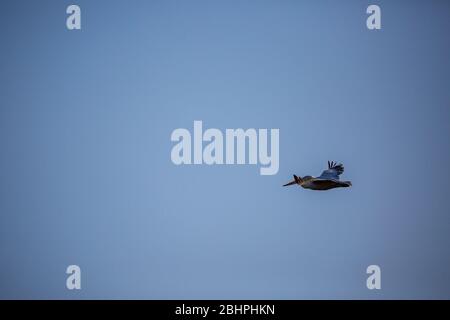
left=0, top=0, right=449, bottom=299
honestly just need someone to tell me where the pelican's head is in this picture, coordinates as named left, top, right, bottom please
left=301, top=175, right=313, bottom=183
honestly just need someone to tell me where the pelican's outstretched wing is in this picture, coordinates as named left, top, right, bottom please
left=317, top=161, right=344, bottom=180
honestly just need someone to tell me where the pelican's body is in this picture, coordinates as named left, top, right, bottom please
left=283, top=161, right=352, bottom=191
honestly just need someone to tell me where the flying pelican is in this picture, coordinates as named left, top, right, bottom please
left=283, top=161, right=352, bottom=191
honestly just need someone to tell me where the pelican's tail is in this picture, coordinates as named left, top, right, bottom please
left=341, top=181, right=352, bottom=187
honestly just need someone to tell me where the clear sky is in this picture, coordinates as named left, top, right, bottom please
left=0, top=0, right=449, bottom=299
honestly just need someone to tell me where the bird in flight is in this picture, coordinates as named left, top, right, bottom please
left=283, top=161, right=352, bottom=191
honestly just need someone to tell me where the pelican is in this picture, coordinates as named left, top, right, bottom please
left=283, top=161, right=352, bottom=191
